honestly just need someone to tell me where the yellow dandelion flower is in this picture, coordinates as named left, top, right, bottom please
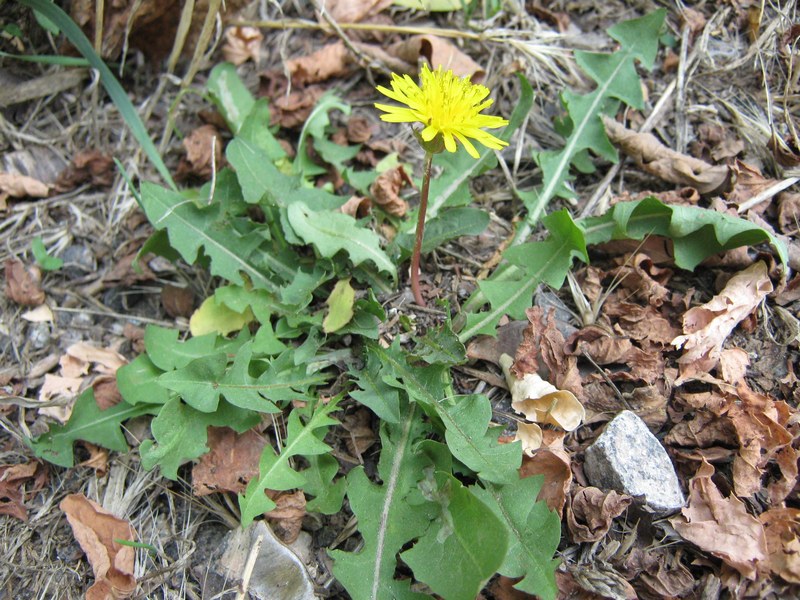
left=375, top=63, right=509, bottom=159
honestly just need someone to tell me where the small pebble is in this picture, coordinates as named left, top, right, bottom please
left=583, top=410, right=685, bottom=514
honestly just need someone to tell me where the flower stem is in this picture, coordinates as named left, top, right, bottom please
left=411, top=152, right=433, bottom=307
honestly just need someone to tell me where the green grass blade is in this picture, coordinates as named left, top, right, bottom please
left=0, top=49, right=90, bottom=67
left=18, top=0, right=176, bottom=190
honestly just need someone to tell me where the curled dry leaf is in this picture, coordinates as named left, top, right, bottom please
left=0, top=461, right=47, bottom=521
left=4, top=258, right=45, bottom=306
left=287, top=41, right=351, bottom=86
left=265, top=489, right=306, bottom=544
left=178, top=125, right=223, bottom=180
left=500, top=354, right=585, bottom=431
left=514, top=422, right=543, bottom=456
left=0, top=171, right=50, bottom=201
left=603, top=115, right=732, bottom=195
left=338, top=195, right=372, bottom=218
left=222, top=26, right=263, bottom=66
left=518, top=307, right=583, bottom=397
left=324, top=0, right=394, bottom=23
left=519, top=447, right=572, bottom=517
left=670, top=460, right=767, bottom=579
left=55, top=149, right=114, bottom=192
left=567, top=487, right=632, bottom=543
left=760, top=508, right=800, bottom=584
left=369, top=165, right=411, bottom=217
left=60, top=493, right=137, bottom=600
left=389, top=35, right=485, bottom=81
left=672, top=261, right=772, bottom=384
left=193, top=428, right=267, bottom=496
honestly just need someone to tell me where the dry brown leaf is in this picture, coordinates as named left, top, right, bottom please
left=4, top=258, right=45, bottom=306
left=637, top=550, right=696, bottom=598
left=265, top=489, right=306, bottom=544
left=192, top=427, right=267, bottom=496
left=324, top=0, right=394, bottom=23
left=0, top=461, right=46, bottom=521
left=60, top=493, right=137, bottom=600
left=603, top=116, right=732, bottom=195
left=161, top=284, right=195, bottom=318
left=389, top=35, right=485, bottom=81
left=567, top=487, right=632, bottom=543
left=222, top=26, right=262, bottom=66
left=103, top=251, right=156, bottom=287
left=287, top=41, right=352, bottom=86
left=177, top=125, right=223, bottom=180
left=465, top=320, right=528, bottom=367
left=341, top=408, right=376, bottom=460
left=729, top=386, right=795, bottom=500
left=66, top=342, right=126, bottom=375
left=92, top=376, right=122, bottom=410
left=270, top=84, right=325, bottom=129
left=338, top=195, right=372, bottom=218
left=672, top=261, right=772, bottom=384
left=0, top=171, right=49, bottom=201
left=670, top=460, right=767, bottom=579
left=760, top=508, right=800, bottom=584
left=369, top=165, right=411, bottom=217
left=517, top=307, right=583, bottom=397
left=602, top=301, right=679, bottom=345
left=78, top=443, right=110, bottom=476
left=346, top=115, right=376, bottom=144
left=55, top=149, right=114, bottom=192
left=718, top=347, right=750, bottom=385
left=519, top=448, right=572, bottom=517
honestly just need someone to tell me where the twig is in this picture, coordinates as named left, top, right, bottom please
left=737, top=176, right=800, bottom=213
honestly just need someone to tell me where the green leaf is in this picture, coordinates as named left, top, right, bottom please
left=303, top=454, right=346, bottom=514
left=237, top=100, right=286, bottom=161
left=157, top=353, right=228, bottom=412
left=459, top=208, right=587, bottom=340
left=239, top=397, right=341, bottom=527
left=295, top=92, right=351, bottom=178
left=519, top=9, right=666, bottom=226
left=323, top=278, right=355, bottom=333
left=471, top=477, right=561, bottom=600
left=435, top=394, right=521, bottom=485
left=139, top=182, right=280, bottom=293
left=349, top=346, right=402, bottom=423
left=394, top=207, right=489, bottom=256
left=140, top=398, right=259, bottom=480
left=189, top=295, right=254, bottom=337
left=331, top=406, right=435, bottom=600
left=287, top=202, right=397, bottom=279
left=116, top=354, right=169, bottom=406
left=31, top=237, right=63, bottom=271
left=401, top=471, right=507, bottom=600
left=412, top=319, right=466, bottom=366
left=144, top=326, right=218, bottom=371
left=18, top=0, right=175, bottom=190
left=581, top=197, right=789, bottom=269
left=29, top=389, right=155, bottom=468
left=207, top=62, right=255, bottom=135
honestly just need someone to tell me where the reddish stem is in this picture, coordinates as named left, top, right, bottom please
left=411, top=152, right=434, bottom=307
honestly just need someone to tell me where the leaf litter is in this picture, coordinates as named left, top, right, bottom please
left=1, top=0, right=800, bottom=598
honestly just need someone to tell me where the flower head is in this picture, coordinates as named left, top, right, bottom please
left=375, top=63, right=509, bottom=159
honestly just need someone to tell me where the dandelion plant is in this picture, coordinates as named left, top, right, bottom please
left=375, top=63, right=508, bottom=305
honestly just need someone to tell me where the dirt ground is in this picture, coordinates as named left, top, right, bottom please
left=1, top=0, right=799, bottom=598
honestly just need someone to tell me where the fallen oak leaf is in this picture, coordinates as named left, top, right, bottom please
left=672, top=261, right=772, bottom=384
left=760, top=508, right=800, bottom=584
left=567, top=487, right=632, bottom=543
left=369, top=165, right=411, bottom=217
left=286, top=41, right=352, bottom=85
left=4, top=258, right=45, bottom=306
left=222, top=26, right=262, bottom=66
left=603, top=115, right=732, bottom=195
left=0, top=171, right=50, bottom=200
left=192, top=427, right=267, bottom=496
left=670, top=459, right=767, bottom=579
left=60, top=493, right=137, bottom=600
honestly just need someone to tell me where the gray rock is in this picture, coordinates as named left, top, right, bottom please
left=584, top=410, right=684, bottom=514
